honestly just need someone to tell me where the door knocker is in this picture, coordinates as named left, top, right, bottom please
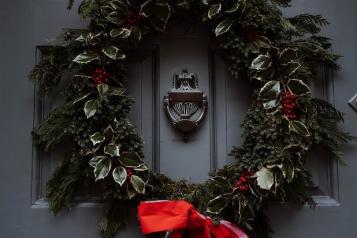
left=163, top=69, right=208, bottom=141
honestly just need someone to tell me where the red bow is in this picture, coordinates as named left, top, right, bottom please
left=138, top=200, right=249, bottom=238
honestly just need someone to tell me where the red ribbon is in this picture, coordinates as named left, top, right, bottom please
left=138, top=200, right=249, bottom=238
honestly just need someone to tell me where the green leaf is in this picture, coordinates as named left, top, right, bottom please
left=215, top=19, right=234, bottom=36
left=290, top=120, right=310, bottom=136
left=110, top=28, right=131, bottom=38
left=208, top=3, right=221, bottom=19
left=90, top=132, right=105, bottom=146
left=259, top=80, right=281, bottom=101
left=104, top=143, right=120, bottom=157
left=251, top=54, right=271, bottom=70
left=120, top=152, right=144, bottom=167
left=73, top=92, right=91, bottom=104
left=97, top=83, right=109, bottom=98
left=130, top=175, right=145, bottom=194
left=93, top=157, right=112, bottom=181
left=256, top=167, right=274, bottom=190
left=102, top=45, right=125, bottom=60
left=84, top=99, right=99, bottom=118
left=139, top=0, right=153, bottom=17
left=130, top=26, right=142, bottom=43
left=287, top=79, right=310, bottom=96
left=73, top=52, right=99, bottom=64
left=207, top=195, right=228, bottom=214
left=112, top=166, right=127, bottom=186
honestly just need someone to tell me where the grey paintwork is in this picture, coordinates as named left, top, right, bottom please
left=0, top=0, right=356, bottom=237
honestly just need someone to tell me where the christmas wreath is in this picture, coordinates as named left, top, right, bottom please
left=30, top=0, right=354, bottom=237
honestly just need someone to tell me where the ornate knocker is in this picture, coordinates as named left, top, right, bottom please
left=163, top=69, right=208, bottom=141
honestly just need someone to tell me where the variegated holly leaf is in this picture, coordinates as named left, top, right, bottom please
left=207, top=195, right=228, bottom=214
left=106, top=11, right=123, bottom=25
left=279, top=48, right=297, bottom=63
left=259, top=80, right=281, bottom=101
left=215, top=19, right=234, bottom=36
left=130, top=175, right=145, bottom=194
left=110, top=0, right=129, bottom=15
left=103, top=125, right=115, bottom=141
left=97, top=83, right=109, bottom=99
left=139, top=0, right=153, bottom=17
left=102, top=45, right=125, bottom=60
left=254, top=36, right=271, bottom=49
left=156, top=3, right=171, bottom=23
left=89, top=156, right=107, bottom=168
left=290, top=120, right=310, bottom=136
left=84, top=99, right=99, bottom=118
left=282, top=160, right=294, bottom=182
left=134, top=163, right=148, bottom=171
left=287, top=79, right=310, bottom=96
left=208, top=3, right=221, bottom=19
left=110, top=28, right=131, bottom=38
left=93, top=157, right=112, bottom=181
left=112, top=166, right=127, bottom=186
left=263, top=98, right=279, bottom=110
left=73, top=92, right=91, bottom=104
left=210, top=176, right=231, bottom=190
left=251, top=54, right=271, bottom=70
left=73, top=52, right=99, bottom=64
left=256, top=167, right=274, bottom=190
left=226, top=0, right=246, bottom=14
left=120, top=152, right=143, bottom=167
left=130, top=26, right=142, bottom=43
left=108, top=87, right=126, bottom=96
left=90, top=132, right=105, bottom=146
left=284, top=61, right=301, bottom=76
left=104, top=143, right=120, bottom=157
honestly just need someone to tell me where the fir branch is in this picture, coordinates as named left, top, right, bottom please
left=33, top=103, right=74, bottom=151
left=270, top=0, right=291, bottom=7
left=46, top=153, right=84, bottom=214
left=289, top=14, right=329, bottom=35
left=99, top=199, right=131, bottom=238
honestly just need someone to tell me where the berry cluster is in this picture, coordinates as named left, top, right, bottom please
left=92, top=67, right=109, bottom=85
left=234, top=171, right=253, bottom=192
left=281, top=91, right=297, bottom=120
left=126, top=167, right=134, bottom=180
left=127, top=11, right=144, bottom=28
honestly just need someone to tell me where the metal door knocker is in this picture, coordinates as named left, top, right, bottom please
left=164, top=69, right=208, bottom=141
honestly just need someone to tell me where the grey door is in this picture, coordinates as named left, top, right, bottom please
left=1, top=0, right=357, bottom=237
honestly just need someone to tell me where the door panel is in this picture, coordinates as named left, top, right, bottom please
left=1, top=0, right=357, bottom=237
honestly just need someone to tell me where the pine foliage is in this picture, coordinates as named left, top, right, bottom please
left=46, top=154, right=84, bottom=214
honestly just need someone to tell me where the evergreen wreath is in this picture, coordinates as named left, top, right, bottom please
left=30, top=0, right=355, bottom=237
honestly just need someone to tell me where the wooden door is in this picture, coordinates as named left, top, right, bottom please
left=0, top=0, right=357, bottom=237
